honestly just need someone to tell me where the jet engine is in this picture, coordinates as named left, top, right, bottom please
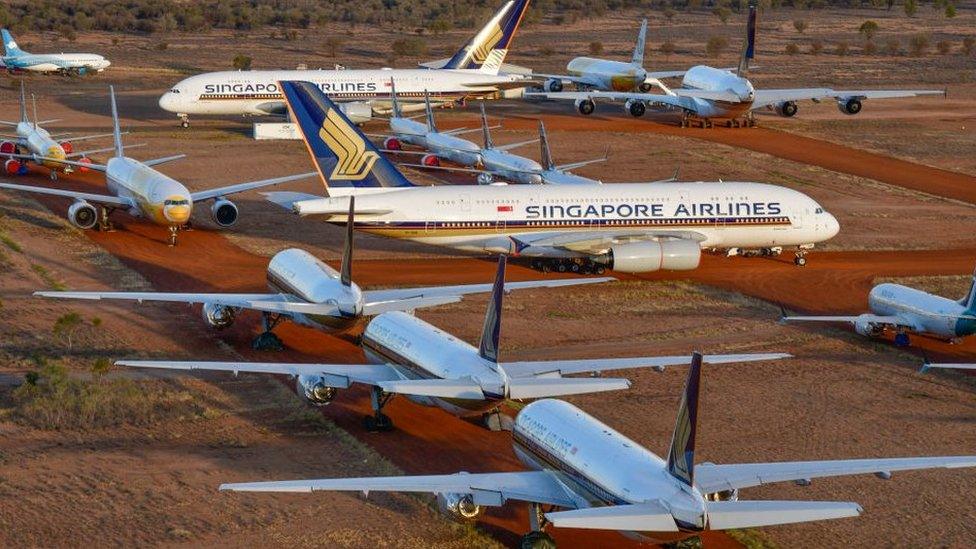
left=436, top=492, right=482, bottom=520
left=211, top=198, right=239, bottom=227
left=338, top=102, right=373, bottom=125
left=297, top=374, right=338, bottom=406
left=383, top=137, right=402, bottom=151
left=575, top=98, right=595, bottom=115
left=639, top=82, right=654, bottom=93
left=625, top=99, right=646, bottom=117
left=604, top=239, right=701, bottom=273
left=421, top=154, right=441, bottom=167
left=201, top=303, right=237, bottom=329
left=837, top=97, right=862, bottom=115
left=853, top=316, right=883, bottom=337
left=545, top=78, right=563, bottom=93
left=67, top=200, right=98, bottom=229
left=774, top=101, right=798, bottom=117
left=4, top=159, right=23, bottom=175
left=60, top=141, right=73, bottom=154
left=78, top=157, right=93, bottom=173
left=477, top=173, right=494, bottom=185
left=0, top=141, right=17, bottom=155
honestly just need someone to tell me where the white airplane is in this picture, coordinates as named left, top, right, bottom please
left=1, top=82, right=116, bottom=180
left=117, top=257, right=788, bottom=431
left=157, top=0, right=532, bottom=128
left=217, top=352, right=976, bottom=547
left=1, top=29, right=110, bottom=76
left=0, top=86, right=316, bottom=245
left=784, top=272, right=976, bottom=347
left=529, top=3, right=944, bottom=127
left=34, top=198, right=609, bottom=349
left=263, top=80, right=839, bottom=273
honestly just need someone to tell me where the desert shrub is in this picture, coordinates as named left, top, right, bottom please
left=155, top=41, right=168, bottom=51
left=885, top=37, right=900, bottom=56
left=785, top=43, right=800, bottom=55
left=391, top=37, right=427, bottom=58
left=588, top=41, right=603, bottom=55
left=538, top=45, right=555, bottom=58
left=713, top=7, right=731, bottom=24
left=963, top=37, right=975, bottom=56
left=937, top=40, right=950, bottom=54
left=53, top=312, right=84, bottom=349
left=858, top=20, right=878, bottom=41
left=904, top=0, right=917, bottom=17
left=705, top=36, right=728, bottom=57
left=809, top=39, right=823, bottom=55
left=428, top=18, right=452, bottom=35
left=232, top=54, right=252, bottom=70
left=324, top=36, right=344, bottom=57
left=863, top=40, right=878, bottom=55
left=834, top=41, right=849, bottom=56
left=945, top=3, right=956, bottom=17
left=909, top=34, right=929, bottom=56
left=793, top=19, right=807, bottom=34
left=660, top=41, right=676, bottom=56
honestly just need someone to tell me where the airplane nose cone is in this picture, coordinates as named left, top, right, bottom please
left=163, top=202, right=192, bottom=224
left=158, top=92, right=176, bottom=112
left=824, top=212, right=840, bottom=239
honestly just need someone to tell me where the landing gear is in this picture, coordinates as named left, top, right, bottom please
left=794, top=250, right=808, bottom=267
left=482, top=409, right=514, bottom=431
left=894, top=332, right=910, bottom=346
left=252, top=312, right=285, bottom=351
left=178, top=114, right=190, bottom=129
left=97, top=207, right=114, bottom=231
left=529, top=258, right=605, bottom=275
left=364, top=386, right=395, bottom=432
left=49, top=170, right=58, bottom=181
left=520, top=503, right=556, bottom=549
left=167, top=225, right=179, bottom=246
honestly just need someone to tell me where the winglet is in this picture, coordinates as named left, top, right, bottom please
left=478, top=255, right=507, bottom=363
left=480, top=102, right=494, bottom=150
left=538, top=120, right=554, bottom=171
left=424, top=90, right=437, bottom=133
left=961, top=263, right=976, bottom=310
left=632, top=18, right=648, bottom=67
left=109, top=86, right=124, bottom=158
left=666, top=351, right=702, bottom=487
left=736, top=1, right=758, bottom=78
left=340, top=196, right=354, bottom=287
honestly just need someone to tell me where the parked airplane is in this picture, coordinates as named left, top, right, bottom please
left=117, top=257, right=789, bottom=431
left=217, top=352, right=975, bottom=547
left=264, top=80, right=839, bottom=272
left=0, top=86, right=315, bottom=245
left=1, top=29, right=110, bottom=75
left=529, top=4, right=943, bottom=127
left=35, top=198, right=609, bottom=349
left=382, top=87, right=487, bottom=168
left=783, top=272, right=976, bottom=346
left=157, top=0, right=532, bottom=127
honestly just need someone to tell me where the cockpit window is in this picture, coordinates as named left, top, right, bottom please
left=164, top=199, right=189, bottom=206
left=815, top=207, right=824, bottom=214
left=169, top=88, right=180, bottom=94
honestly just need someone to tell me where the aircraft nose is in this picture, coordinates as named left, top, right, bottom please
left=824, top=212, right=840, bottom=239
left=163, top=201, right=192, bottom=224
left=158, top=92, right=176, bottom=112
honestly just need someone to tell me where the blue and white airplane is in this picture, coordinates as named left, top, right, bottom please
left=1, top=29, right=110, bottom=76
left=217, top=352, right=976, bottom=547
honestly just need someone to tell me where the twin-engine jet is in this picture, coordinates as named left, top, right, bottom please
left=217, top=353, right=975, bottom=546
left=116, top=256, right=787, bottom=432
left=263, top=80, right=839, bottom=272
left=784, top=270, right=976, bottom=346
left=530, top=3, right=943, bottom=127
left=1, top=29, right=110, bottom=76
left=0, top=86, right=315, bottom=245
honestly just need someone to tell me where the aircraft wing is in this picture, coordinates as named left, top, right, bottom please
left=59, top=131, right=118, bottom=145
left=513, top=229, right=706, bottom=255
left=115, top=360, right=401, bottom=388
left=33, top=156, right=108, bottom=172
left=546, top=502, right=678, bottom=532
left=501, top=353, right=791, bottom=379
left=220, top=470, right=581, bottom=508
left=526, top=90, right=697, bottom=111
left=530, top=73, right=605, bottom=89
left=752, top=88, right=945, bottom=110
left=646, top=70, right=687, bottom=79
left=694, top=456, right=976, bottom=494
left=34, top=290, right=283, bottom=309
left=0, top=182, right=132, bottom=207
left=190, top=172, right=318, bottom=202
left=262, top=191, right=325, bottom=211
left=363, top=276, right=614, bottom=308
left=782, top=314, right=918, bottom=330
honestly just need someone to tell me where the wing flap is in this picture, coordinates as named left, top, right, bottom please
left=705, top=500, right=861, bottom=530
left=376, top=378, right=485, bottom=399
left=503, top=352, right=792, bottom=378
left=0, top=182, right=130, bottom=206
left=545, top=502, right=679, bottom=532
left=115, top=360, right=401, bottom=386
left=361, top=295, right=463, bottom=316
left=191, top=171, right=318, bottom=202
left=363, top=276, right=614, bottom=305
left=507, top=377, right=630, bottom=399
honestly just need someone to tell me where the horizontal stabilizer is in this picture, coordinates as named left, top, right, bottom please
left=545, top=503, right=678, bottom=532
left=706, top=500, right=861, bottom=530
left=361, top=295, right=462, bottom=316
left=262, top=191, right=324, bottom=211
left=506, top=377, right=630, bottom=399
left=143, top=154, right=186, bottom=167
left=920, top=362, right=976, bottom=373
left=503, top=352, right=791, bottom=379
left=191, top=171, right=318, bottom=202
left=378, top=378, right=485, bottom=399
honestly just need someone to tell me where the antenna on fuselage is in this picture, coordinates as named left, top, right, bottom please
left=736, top=1, right=758, bottom=78
left=109, top=85, right=124, bottom=158
left=480, top=102, right=494, bottom=150
left=538, top=120, right=554, bottom=171
left=423, top=89, right=437, bottom=133
left=339, top=196, right=354, bottom=287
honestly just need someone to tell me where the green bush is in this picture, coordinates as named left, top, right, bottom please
left=785, top=43, right=800, bottom=55
left=705, top=36, right=728, bottom=57
left=232, top=54, right=252, bottom=70
left=391, top=37, right=427, bottom=58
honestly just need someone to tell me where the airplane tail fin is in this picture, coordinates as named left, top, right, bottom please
left=960, top=264, right=976, bottom=310
left=632, top=18, right=648, bottom=67
left=278, top=80, right=415, bottom=194
left=538, top=120, right=554, bottom=171
left=109, top=86, right=124, bottom=158
left=736, top=1, right=758, bottom=78
left=480, top=102, right=494, bottom=149
left=2, top=29, right=26, bottom=57
left=666, top=351, right=702, bottom=487
left=19, top=80, right=28, bottom=124
left=389, top=78, right=401, bottom=119
left=423, top=90, right=437, bottom=133
left=442, top=0, right=530, bottom=74
left=478, top=255, right=507, bottom=363
left=340, top=196, right=354, bottom=287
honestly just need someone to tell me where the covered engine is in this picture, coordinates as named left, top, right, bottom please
left=297, top=374, right=338, bottom=406
left=421, top=154, right=440, bottom=167
left=774, top=100, right=798, bottom=117
left=605, top=239, right=701, bottom=273
left=338, top=102, right=373, bottom=125
left=854, top=316, right=884, bottom=337
left=60, top=141, right=73, bottom=154
left=67, top=200, right=98, bottom=229
left=201, top=302, right=237, bottom=329
left=574, top=98, right=595, bottom=115
left=476, top=173, right=494, bottom=185
left=837, top=97, right=862, bottom=115
left=545, top=78, right=563, bottom=93
left=211, top=198, right=239, bottom=227
left=383, top=136, right=402, bottom=151
left=4, top=158, right=23, bottom=175
left=1, top=140, right=18, bottom=155
left=625, top=99, right=646, bottom=117
left=436, top=492, right=482, bottom=520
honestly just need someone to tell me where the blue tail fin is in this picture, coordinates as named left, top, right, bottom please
left=2, top=29, right=25, bottom=57
left=666, top=351, right=702, bottom=487
left=443, top=0, right=530, bottom=74
left=736, top=1, right=758, bottom=78
left=279, top=81, right=415, bottom=193
left=478, top=255, right=507, bottom=363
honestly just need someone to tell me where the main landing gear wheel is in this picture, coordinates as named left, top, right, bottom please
left=364, top=386, right=395, bottom=432
left=97, top=207, right=115, bottom=231
left=252, top=312, right=285, bottom=351
left=519, top=531, right=556, bottom=549
left=794, top=249, right=808, bottom=266
left=178, top=114, right=190, bottom=128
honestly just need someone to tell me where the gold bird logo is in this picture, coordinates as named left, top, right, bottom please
left=318, top=108, right=378, bottom=180
left=467, top=23, right=503, bottom=64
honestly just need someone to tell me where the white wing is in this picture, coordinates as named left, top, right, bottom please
left=752, top=88, right=944, bottom=110
left=34, top=291, right=280, bottom=309
left=695, top=456, right=976, bottom=494
left=512, top=229, right=705, bottom=255
left=783, top=314, right=918, bottom=330
left=0, top=181, right=132, bottom=206
left=190, top=172, right=318, bottom=202
left=501, top=352, right=791, bottom=379
left=527, top=90, right=697, bottom=112
left=363, top=276, right=614, bottom=308
left=115, top=360, right=401, bottom=388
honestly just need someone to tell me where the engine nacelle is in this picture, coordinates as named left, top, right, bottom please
left=574, top=98, right=595, bottom=115
left=625, top=99, right=646, bottom=117
left=436, top=491, right=482, bottom=521
left=60, top=141, right=73, bottom=154
left=545, top=78, right=563, bottom=93
left=0, top=140, right=17, bottom=155
left=837, top=97, right=862, bottom=115
left=639, top=82, right=654, bottom=92
left=338, top=102, right=373, bottom=125
left=201, top=302, right=237, bottom=329
left=606, top=239, right=701, bottom=273
left=297, top=375, right=338, bottom=406
left=774, top=101, right=798, bottom=117
left=854, top=316, right=883, bottom=337
left=211, top=198, right=239, bottom=227
left=78, top=157, right=93, bottom=173
left=421, top=154, right=440, bottom=167
left=383, top=136, right=402, bottom=151
left=477, top=173, right=494, bottom=185
left=67, top=200, right=98, bottom=229
left=4, top=158, right=22, bottom=175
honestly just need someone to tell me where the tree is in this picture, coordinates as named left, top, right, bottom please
left=945, top=3, right=956, bottom=17
left=793, top=20, right=808, bottom=34
left=909, top=34, right=929, bottom=56
left=705, top=36, right=728, bottom=57
left=834, top=41, right=849, bottom=56
left=858, top=20, right=879, bottom=41
left=713, top=7, right=732, bottom=24
left=810, top=40, right=823, bottom=55
left=904, top=0, right=917, bottom=17
left=53, top=312, right=83, bottom=349
left=785, top=43, right=800, bottom=55
left=324, top=36, right=344, bottom=58
left=232, top=54, right=252, bottom=70
left=588, top=41, right=603, bottom=56
left=391, top=37, right=427, bottom=59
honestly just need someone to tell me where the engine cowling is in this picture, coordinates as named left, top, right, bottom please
left=639, top=82, right=654, bottom=93
left=4, top=158, right=22, bottom=175
left=574, top=98, right=595, bottom=115
left=774, top=101, right=798, bottom=117
left=625, top=99, right=646, bottom=117
left=201, top=302, right=237, bottom=329
left=67, top=200, right=98, bottom=229
left=383, top=136, right=402, bottom=151
left=837, top=98, right=862, bottom=115
left=337, top=102, right=373, bottom=125
left=78, top=157, right=93, bottom=173
left=545, top=78, right=563, bottom=93
left=606, top=239, right=701, bottom=273
left=0, top=141, right=17, bottom=155
left=60, top=141, right=73, bottom=154
left=297, top=375, right=338, bottom=406
left=211, top=198, right=239, bottom=227
left=436, top=491, right=482, bottom=520
left=476, top=173, right=494, bottom=185
left=854, top=316, right=883, bottom=337
left=421, top=154, right=440, bottom=167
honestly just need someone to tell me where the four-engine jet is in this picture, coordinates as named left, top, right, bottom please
left=116, top=256, right=788, bottom=431
left=217, top=353, right=975, bottom=547
left=0, top=86, right=316, bottom=245
left=1, top=29, right=110, bottom=76
left=784, top=270, right=976, bottom=346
